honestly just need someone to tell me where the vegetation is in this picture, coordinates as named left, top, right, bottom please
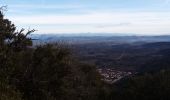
left=0, top=81, right=22, bottom=100
left=1, top=8, right=170, bottom=100
left=0, top=9, right=108, bottom=100
left=72, top=41, right=170, bottom=72
left=110, top=70, right=170, bottom=100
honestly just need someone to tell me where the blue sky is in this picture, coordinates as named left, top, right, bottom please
left=1, top=0, right=170, bottom=35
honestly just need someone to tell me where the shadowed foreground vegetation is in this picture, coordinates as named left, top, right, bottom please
left=1, top=9, right=170, bottom=100
left=0, top=10, right=108, bottom=100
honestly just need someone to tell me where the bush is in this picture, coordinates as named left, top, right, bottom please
left=0, top=80, right=22, bottom=100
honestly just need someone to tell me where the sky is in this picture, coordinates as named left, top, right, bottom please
left=1, top=0, right=170, bottom=35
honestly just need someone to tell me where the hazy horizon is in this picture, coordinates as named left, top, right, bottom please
left=1, top=0, right=170, bottom=35
left=26, top=32, right=170, bottom=36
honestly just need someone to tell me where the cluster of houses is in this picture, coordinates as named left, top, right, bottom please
left=97, top=68, right=132, bottom=84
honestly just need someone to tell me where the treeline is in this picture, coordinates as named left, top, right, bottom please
left=1, top=9, right=170, bottom=100
left=109, top=70, right=170, bottom=100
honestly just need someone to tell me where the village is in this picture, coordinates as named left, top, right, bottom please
left=97, top=68, right=132, bottom=84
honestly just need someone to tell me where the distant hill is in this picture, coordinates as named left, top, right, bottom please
left=71, top=41, right=170, bottom=72
left=30, top=34, right=170, bottom=45
left=30, top=34, right=170, bottom=73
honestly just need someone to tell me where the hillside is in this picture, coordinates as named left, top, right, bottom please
left=1, top=9, right=170, bottom=100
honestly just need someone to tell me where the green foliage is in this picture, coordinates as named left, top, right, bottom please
left=1, top=7, right=170, bottom=100
left=0, top=10, right=33, bottom=51
left=0, top=42, right=106, bottom=100
left=110, top=70, right=170, bottom=100
left=0, top=9, right=34, bottom=83
left=8, top=44, right=106, bottom=100
left=0, top=80, right=22, bottom=100
left=0, top=9, right=107, bottom=100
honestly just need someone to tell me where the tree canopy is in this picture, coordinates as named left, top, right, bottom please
left=0, top=9, right=107, bottom=100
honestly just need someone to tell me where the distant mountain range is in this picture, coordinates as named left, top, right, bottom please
left=30, top=34, right=170, bottom=45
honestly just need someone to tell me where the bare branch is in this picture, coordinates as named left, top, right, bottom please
left=0, top=6, right=8, bottom=13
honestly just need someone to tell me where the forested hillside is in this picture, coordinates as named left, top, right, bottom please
left=1, top=9, right=170, bottom=100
